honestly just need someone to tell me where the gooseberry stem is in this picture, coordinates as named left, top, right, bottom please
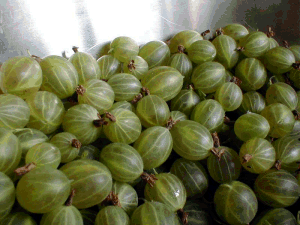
left=65, top=189, right=76, bottom=206
left=201, top=29, right=210, bottom=37
left=211, top=132, right=220, bottom=148
left=72, top=46, right=79, bottom=53
left=275, top=160, right=282, bottom=170
left=76, top=85, right=86, bottom=96
left=177, top=209, right=189, bottom=225
left=14, top=162, right=37, bottom=176
left=101, top=191, right=121, bottom=207
left=128, top=60, right=136, bottom=72
left=131, top=93, right=143, bottom=104
left=166, top=117, right=179, bottom=130
left=266, top=27, right=275, bottom=38
left=140, top=172, right=158, bottom=187
left=105, top=112, right=116, bottom=122
left=71, top=139, right=82, bottom=149
left=242, top=154, right=252, bottom=164
left=93, top=113, right=108, bottom=127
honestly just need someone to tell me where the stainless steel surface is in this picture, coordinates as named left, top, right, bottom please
left=1, top=0, right=299, bottom=62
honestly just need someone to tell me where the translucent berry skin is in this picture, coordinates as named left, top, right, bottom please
left=169, top=30, right=203, bottom=54
left=251, top=208, right=297, bottom=225
left=16, top=166, right=71, bottom=214
left=0, top=56, right=42, bottom=99
left=238, top=91, right=266, bottom=114
left=1, top=212, right=37, bottom=225
left=222, top=24, right=249, bottom=41
left=136, top=95, right=170, bottom=128
left=144, top=173, right=187, bottom=212
left=260, top=103, right=295, bottom=138
left=109, top=36, right=139, bottom=63
left=187, top=40, right=216, bottom=65
left=40, top=55, right=79, bottom=99
left=123, top=56, right=149, bottom=80
left=0, top=172, right=15, bottom=221
left=168, top=52, right=193, bottom=83
left=214, top=82, right=243, bottom=112
left=95, top=206, right=129, bottom=225
left=234, top=113, right=270, bottom=142
left=214, top=181, right=258, bottom=225
left=97, top=55, right=121, bottom=80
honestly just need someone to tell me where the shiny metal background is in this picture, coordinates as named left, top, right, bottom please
left=0, top=0, right=299, bottom=62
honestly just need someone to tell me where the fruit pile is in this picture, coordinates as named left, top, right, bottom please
left=0, top=23, right=300, bottom=225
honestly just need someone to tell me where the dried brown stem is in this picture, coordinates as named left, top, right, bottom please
left=242, top=154, right=253, bottom=164
left=215, top=27, right=223, bottom=36
left=128, top=60, right=136, bottom=72
left=224, top=116, right=235, bottom=126
left=236, top=46, right=245, bottom=51
left=76, top=85, right=86, bottom=96
left=266, top=27, right=275, bottom=38
left=166, top=117, right=179, bottom=130
left=292, top=62, right=300, bottom=70
left=282, top=40, right=290, bottom=48
left=101, top=79, right=108, bottom=82
left=293, top=110, right=300, bottom=120
left=93, top=113, right=108, bottom=127
left=187, top=83, right=195, bottom=90
left=177, top=209, right=189, bottom=225
left=275, top=160, right=282, bottom=170
left=210, top=147, right=225, bottom=161
left=101, top=191, right=121, bottom=207
left=71, top=139, right=82, bottom=149
left=14, top=162, right=36, bottom=176
left=72, top=46, right=79, bottom=53
left=230, top=76, right=242, bottom=86
left=201, top=29, right=210, bottom=37
left=141, top=172, right=158, bottom=187
left=282, top=73, right=292, bottom=85
left=141, top=87, right=150, bottom=96
left=131, top=93, right=143, bottom=104
left=178, top=45, right=185, bottom=53
left=65, top=189, right=76, bottom=206
left=211, top=132, right=220, bottom=148
left=105, top=112, right=116, bottom=122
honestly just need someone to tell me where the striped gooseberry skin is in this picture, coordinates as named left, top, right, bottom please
left=238, top=31, right=270, bottom=58
left=60, top=160, right=112, bottom=209
left=266, top=82, right=298, bottom=110
left=170, top=111, right=188, bottom=122
left=107, top=73, right=142, bottom=102
left=0, top=56, right=42, bottom=99
left=263, top=47, right=296, bottom=74
left=95, top=206, right=129, bottom=225
left=131, top=201, right=180, bottom=225
left=181, top=201, right=212, bottom=225
left=224, top=70, right=234, bottom=82
left=69, top=51, right=100, bottom=85
left=207, top=147, right=241, bottom=184
left=26, top=91, right=65, bottom=135
left=254, top=169, right=300, bottom=207
left=111, top=181, right=138, bottom=216
left=141, top=66, right=184, bottom=102
left=168, top=53, right=193, bottom=82
left=103, top=108, right=142, bottom=144
left=187, top=40, right=217, bottom=65
left=238, top=91, right=266, bottom=114
left=0, top=94, right=30, bottom=130
left=170, top=89, right=201, bottom=117
left=222, top=23, right=249, bottom=41
left=50, top=132, right=81, bottom=163
left=297, top=91, right=300, bottom=111
left=214, top=82, right=243, bottom=112
left=13, top=128, right=48, bottom=158
left=290, top=120, right=300, bottom=138
left=252, top=208, right=297, bottom=225
left=235, top=58, right=267, bottom=91
left=169, top=30, right=203, bottom=54
left=268, top=37, right=279, bottom=50
left=190, top=99, right=225, bottom=133
left=1, top=212, right=37, bottom=225
left=136, top=95, right=170, bottom=128
left=191, top=62, right=226, bottom=94
left=100, top=143, right=143, bottom=183
left=77, top=145, right=100, bottom=160
left=273, top=136, right=300, bottom=172
left=133, top=126, right=173, bottom=170
left=138, top=41, right=170, bottom=69
left=212, top=35, right=239, bottom=70
left=289, top=69, right=300, bottom=89
left=77, top=79, right=115, bottom=114
left=40, top=205, right=83, bottom=225
left=16, top=166, right=71, bottom=213
left=62, top=104, right=102, bottom=145
left=40, top=55, right=79, bottom=99
left=0, top=172, right=15, bottom=221
left=0, top=128, right=21, bottom=175
left=170, top=158, right=208, bottom=198
left=144, top=173, right=186, bottom=211
left=109, top=101, right=135, bottom=113
left=109, top=36, right=139, bottom=63
left=170, top=120, right=214, bottom=160
left=123, top=56, right=149, bottom=80
left=234, top=113, right=270, bottom=142
left=97, top=55, right=121, bottom=80
left=214, top=181, right=258, bottom=225
left=289, top=45, right=300, bottom=61
left=239, top=138, right=276, bottom=174
left=260, top=103, right=295, bottom=138
left=25, top=142, right=61, bottom=169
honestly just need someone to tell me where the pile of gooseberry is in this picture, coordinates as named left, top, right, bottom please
left=0, top=23, right=300, bottom=225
